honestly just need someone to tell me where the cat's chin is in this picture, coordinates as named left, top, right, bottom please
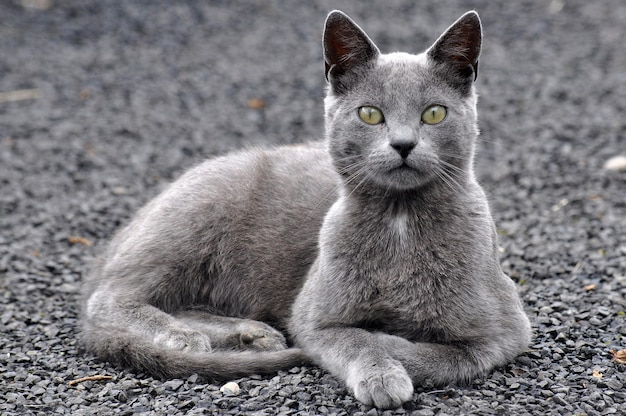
left=372, top=164, right=438, bottom=192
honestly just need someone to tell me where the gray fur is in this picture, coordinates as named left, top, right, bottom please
left=81, top=10, right=530, bottom=409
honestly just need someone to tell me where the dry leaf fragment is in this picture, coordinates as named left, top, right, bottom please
left=247, top=98, right=266, bottom=110
left=79, top=89, right=92, bottom=100
left=68, top=375, right=113, bottom=386
left=68, top=236, right=94, bottom=247
left=583, top=283, right=597, bottom=291
left=610, top=349, right=626, bottom=364
left=0, top=88, right=40, bottom=103
left=21, top=0, right=52, bottom=10
left=592, top=370, right=603, bottom=379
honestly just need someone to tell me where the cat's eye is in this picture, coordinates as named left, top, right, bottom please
left=421, top=105, right=447, bottom=125
left=358, top=106, right=384, bottom=125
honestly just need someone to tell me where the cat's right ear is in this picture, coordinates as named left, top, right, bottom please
left=323, top=11, right=379, bottom=91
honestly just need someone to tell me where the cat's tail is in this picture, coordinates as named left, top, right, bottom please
left=80, top=325, right=310, bottom=380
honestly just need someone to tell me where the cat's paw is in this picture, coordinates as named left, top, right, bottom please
left=348, top=360, right=414, bottom=409
left=237, top=321, right=287, bottom=352
left=153, top=328, right=213, bottom=353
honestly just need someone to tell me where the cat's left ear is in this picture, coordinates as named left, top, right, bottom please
left=323, top=11, right=380, bottom=87
left=427, top=11, right=482, bottom=83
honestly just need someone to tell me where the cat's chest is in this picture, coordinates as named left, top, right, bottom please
left=352, top=211, right=462, bottom=270
left=340, top=212, right=480, bottom=331
left=350, top=273, right=481, bottom=342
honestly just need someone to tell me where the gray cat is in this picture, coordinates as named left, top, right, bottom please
left=81, top=10, right=531, bottom=409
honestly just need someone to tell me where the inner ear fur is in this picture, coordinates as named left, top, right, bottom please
left=323, top=10, right=380, bottom=82
left=427, top=11, right=482, bottom=81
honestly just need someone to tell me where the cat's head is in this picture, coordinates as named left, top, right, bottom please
left=323, top=10, right=482, bottom=194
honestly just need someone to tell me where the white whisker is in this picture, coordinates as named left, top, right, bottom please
left=436, top=161, right=465, bottom=192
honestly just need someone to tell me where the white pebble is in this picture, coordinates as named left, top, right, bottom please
left=220, top=381, right=240, bottom=395
left=603, top=155, right=626, bottom=172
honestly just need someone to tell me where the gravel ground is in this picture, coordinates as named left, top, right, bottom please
left=1, top=0, right=625, bottom=415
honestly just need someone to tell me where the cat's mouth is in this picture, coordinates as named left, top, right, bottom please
left=391, top=161, right=413, bottom=170
left=389, top=160, right=421, bottom=174
left=378, top=160, right=436, bottom=190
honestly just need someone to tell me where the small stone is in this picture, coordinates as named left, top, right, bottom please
left=589, top=317, right=603, bottom=326
left=220, top=381, right=241, bottom=395
left=604, top=379, right=624, bottom=390
left=553, top=394, right=569, bottom=406
left=412, top=410, right=435, bottom=416
left=163, top=379, right=184, bottom=391
left=603, top=155, right=626, bottom=172
left=283, top=399, right=299, bottom=409
left=296, top=391, right=312, bottom=401
left=482, top=390, right=496, bottom=398
left=269, top=376, right=281, bottom=385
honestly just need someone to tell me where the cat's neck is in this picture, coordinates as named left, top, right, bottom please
left=340, top=173, right=471, bottom=211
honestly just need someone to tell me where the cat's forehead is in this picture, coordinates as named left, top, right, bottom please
left=368, top=52, right=446, bottom=103
left=375, top=52, right=431, bottom=83
left=377, top=52, right=428, bottom=66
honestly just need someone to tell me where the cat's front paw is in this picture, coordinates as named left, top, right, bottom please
left=153, top=327, right=213, bottom=353
left=348, top=360, right=414, bottom=409
left=237, top=321, right=287, bottom=352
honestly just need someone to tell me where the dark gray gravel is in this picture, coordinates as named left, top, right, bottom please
left=1, top=0, right=625, bottom=415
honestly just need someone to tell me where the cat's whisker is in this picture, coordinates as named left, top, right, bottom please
left=441, top=161, right=465, bottom=179
left=333, top=154, right=363, bottom=163
left=297, top=159, right=370, bottom=229
left=438, top=158, right=467, bottom=173
left=344, top=166, right=371, bottom=198
left=345, top=169, right=367, bottom=189
left=437, top=153, right=472, bottom=163
left=436, top=166, right=464, bottom=193
left=342, top=161, right=370, bottom=182
left=382, top=183, right=393, bottom=201
left=439, top=161, right=466, bottom=178
left=434, top=170, right=456, bottom=192
left=427, top=160, right=465, bottom=193
left=347, top=174, right=371, bottom=198
left=298, top=160, right=371, bottom=231
left=336, top=160, right=369, bottom=176
left=475, top=137, right=498, bottom=145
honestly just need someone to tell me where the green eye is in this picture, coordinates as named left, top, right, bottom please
left=421, top=105, right=447, bottom=125
left=358, top=106, right=384, bottom=125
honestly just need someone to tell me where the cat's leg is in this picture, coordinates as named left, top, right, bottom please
left=295, top=327, right=414, bottom=409
left=174, top=310, right=288, bottom=352
left=372, top=333, right=518, bottom=387
left=85, top=290, right=287, bottom=353
left=371, top=310, right=531, bottom=387
left=294, top=326, right=524, bottom=409
left=84, top=290, right=211, bottom=352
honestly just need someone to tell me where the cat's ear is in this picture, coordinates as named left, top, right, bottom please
left=323, top=11, right=379, bottom=87
left=427, top=11, right=482, bottom=84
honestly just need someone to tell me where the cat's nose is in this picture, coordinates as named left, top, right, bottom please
left=390, top=139, right=416, bottom=159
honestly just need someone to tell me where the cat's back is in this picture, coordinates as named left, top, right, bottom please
left=179, top=142, right=339, bottom=223
left=114, top=141, right=336, bottom=231
left=87, top=142, right=340, bottom=323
